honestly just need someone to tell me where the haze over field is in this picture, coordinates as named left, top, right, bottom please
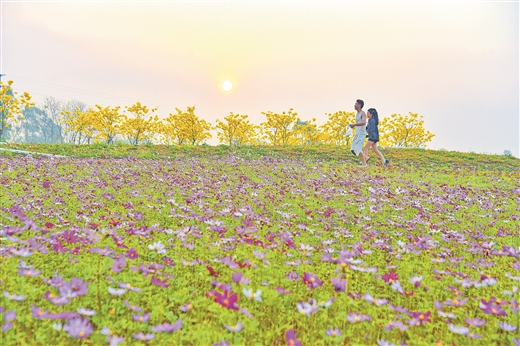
left=1, top=0, right=519, bottom=156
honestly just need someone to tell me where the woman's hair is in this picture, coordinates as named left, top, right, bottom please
left=367, top=108, right=378, bottom=125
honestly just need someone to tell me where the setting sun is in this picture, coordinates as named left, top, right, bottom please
left=221, top=80, right=233, bottom=92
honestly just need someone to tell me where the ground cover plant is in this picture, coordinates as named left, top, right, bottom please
left=0, top=146, right=519, bottom=345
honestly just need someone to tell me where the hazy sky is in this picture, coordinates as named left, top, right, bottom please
left=2, top=0, right=519, bottom=156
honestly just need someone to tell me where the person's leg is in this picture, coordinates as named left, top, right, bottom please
left=372, top=143, right=388, bottom=165
left=363, top=141, right=373, bottom=162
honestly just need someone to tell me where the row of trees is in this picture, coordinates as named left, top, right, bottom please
left=1, top=80, right=435, bottom=148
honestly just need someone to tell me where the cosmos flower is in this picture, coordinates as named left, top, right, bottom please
left=225, top=321, right=244, bottom=332
left=151, top=319, right=182, bottom=332
left=242, top=288, right=262, bottom=302
left=148, top=241, right=166, bottom=254
left=132, top=312, right=150, bottom=322
left=465, top=317, right=486, bottom=327
left=325, top=328, right=342, bottom=337
left=107, top=335, right=125, bottom=346
left=124, top=300, right=143, bottom=312
left=118, top=282, right=141, bottom=292
left=385, top=321, right=408, bottom=331
left=214, top=291, right=239, bottom=310
left=77, top=307, right=96, bottom=316
left=18, top=268, right=42, bottom=277
left=179, top=302, right=193, bottom=312
left=63, top=317, right=94, bottom=338
left=108, top=287, right=126, bottom=296
left=111, top=257, right=127, bottom=273
left=332, top=277, right=346, bottom=292
left=2, top=291, right=25, bottom=301
left=362, top=292, right=388, bottom=306
left=151, top=276, right=171, bottom=288
left=274, top=287, right=292, bottom=295
left=498, top=322, right=517, bottom=332
left=302, top=272, right=323, bottom=288
left=285, top=329, right=302, bottom=346
left=133, top=332, right=155, bottom=340
left=346, top=312, right=371, bottom=323
left=448, top=324, right=469, bottom=335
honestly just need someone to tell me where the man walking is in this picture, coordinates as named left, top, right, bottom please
left=349, top=99, right=368, bottom=166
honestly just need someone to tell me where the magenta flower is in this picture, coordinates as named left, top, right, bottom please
left=133, top=332, right=155, bottom=340
left=302, top=272, right=323, bottom=288
left=112, top=257, right=127, bottom=273
left=151, top=319, right=182, bottom=332
left=285, top=329, right=302, bottom=346
left=215, top=291, right=239, bottom=310
left=132, top=312, right=150, bottom=322
left=151, top=276, right=171, bottom=288
left=63, top=317, right=94, bottom=338
left=162, top=256, right=175, bottom=267
left=225, top=321, right=243, bottom=332
left=382, top=269, right=398, bottom=283
left=124, top=300, right=143, bottom=312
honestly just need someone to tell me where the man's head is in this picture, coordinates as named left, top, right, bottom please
left=355, top=99, right=364, bottom=110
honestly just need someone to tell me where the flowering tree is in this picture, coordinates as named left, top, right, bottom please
left=120, top=102, right=160, bottom=145
left=0, top=80, right=34, bottom=141
left=379, top=112, right=435, bottom=148
left=215, top=112, right=257, bottom=146
left=320, top=110, right=356, bottom=146
left=258, top=108, right=299, bottom=146
left=160, top=106, right=211, bottom=145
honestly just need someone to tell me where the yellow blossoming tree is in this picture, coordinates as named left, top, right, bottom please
left=0, top=80, right=34, bottom=141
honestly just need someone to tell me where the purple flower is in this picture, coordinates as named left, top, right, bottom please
left=325, top=328, right=342, bottom=337
left=285, top=329, right=302, bottom=346
left=286, top=272, right=299, bottom=281
left=151, top=276, right=171, bottom=288
left=63, top=317, right=94, bottom=338
left=225, top=321, right=244, bottom=332
left=444, top=298, right=468, bottom=306
left=112, top=257, right=127, bottom=273
left=18, top=268, right=42, bottom=277
left=108, top=287, right=126, bottom=296
left=4, top=310, right=16, bottom=321
left=332, top=277, right=346, bottom=292
left=466, top=332, right=482, bottom=339
left=302, top=272, right=323, bottom=288
left=2, top=322, right=13, bottom=332
left=448, top=324, right=469, bottom=335
left=132, top=312, right=150, bottom=322
left=385, top=321, right=408, bottom=331
left=151, top=319, right=182, bottom=332
left=465, top=317, right=486, bottom=327
left=274, top=286, right=292, bottom=295
left=212, top=341, right=230, bottom=346
left=124, top=300, right=143, bottom=312
left=133, top=332, right=155, bottom=340
left=118, top=282, right=141, bottom=292
left=77, top=307, right=96, bottom=316
left=512, top=338, right=520, bottom=346
left=498, top=322, right=517, bottom=332
left=2, top=291, right=25, bottom=301
left=362, top=292, right=388, bottom=306
left=179, top=302, right=193, bottom=312
left=107, top=335, right=125, bottom=346
left=479, top=300, right=507, bottom=316
left=346, top=312, right=371, bottom=323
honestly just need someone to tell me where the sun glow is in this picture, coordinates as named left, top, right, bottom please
left=221, top=80, right=233, bottom=92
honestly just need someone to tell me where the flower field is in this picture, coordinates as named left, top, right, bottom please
left=1, top=146, right=519, bottom=345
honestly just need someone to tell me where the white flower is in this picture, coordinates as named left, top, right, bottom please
left=242, top=288, right=262, bottom=302
left=51, top=322, right=63, bottom=331
left=108, top=287, right=126, bottom=296
left=148, top=241, right=166, bottom=254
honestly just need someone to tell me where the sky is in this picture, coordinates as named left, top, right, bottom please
left=1, top=0, right=519, bottom=156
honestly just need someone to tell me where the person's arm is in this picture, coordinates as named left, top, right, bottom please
left=349, top=112, right=367, bottom=127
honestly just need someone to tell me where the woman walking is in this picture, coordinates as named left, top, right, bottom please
left=363, top=108, right=389, bottom=166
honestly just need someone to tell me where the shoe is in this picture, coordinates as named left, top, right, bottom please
left=351, top=150, right=356, bottom=156
left=384, top=159, right=389, bottom=166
